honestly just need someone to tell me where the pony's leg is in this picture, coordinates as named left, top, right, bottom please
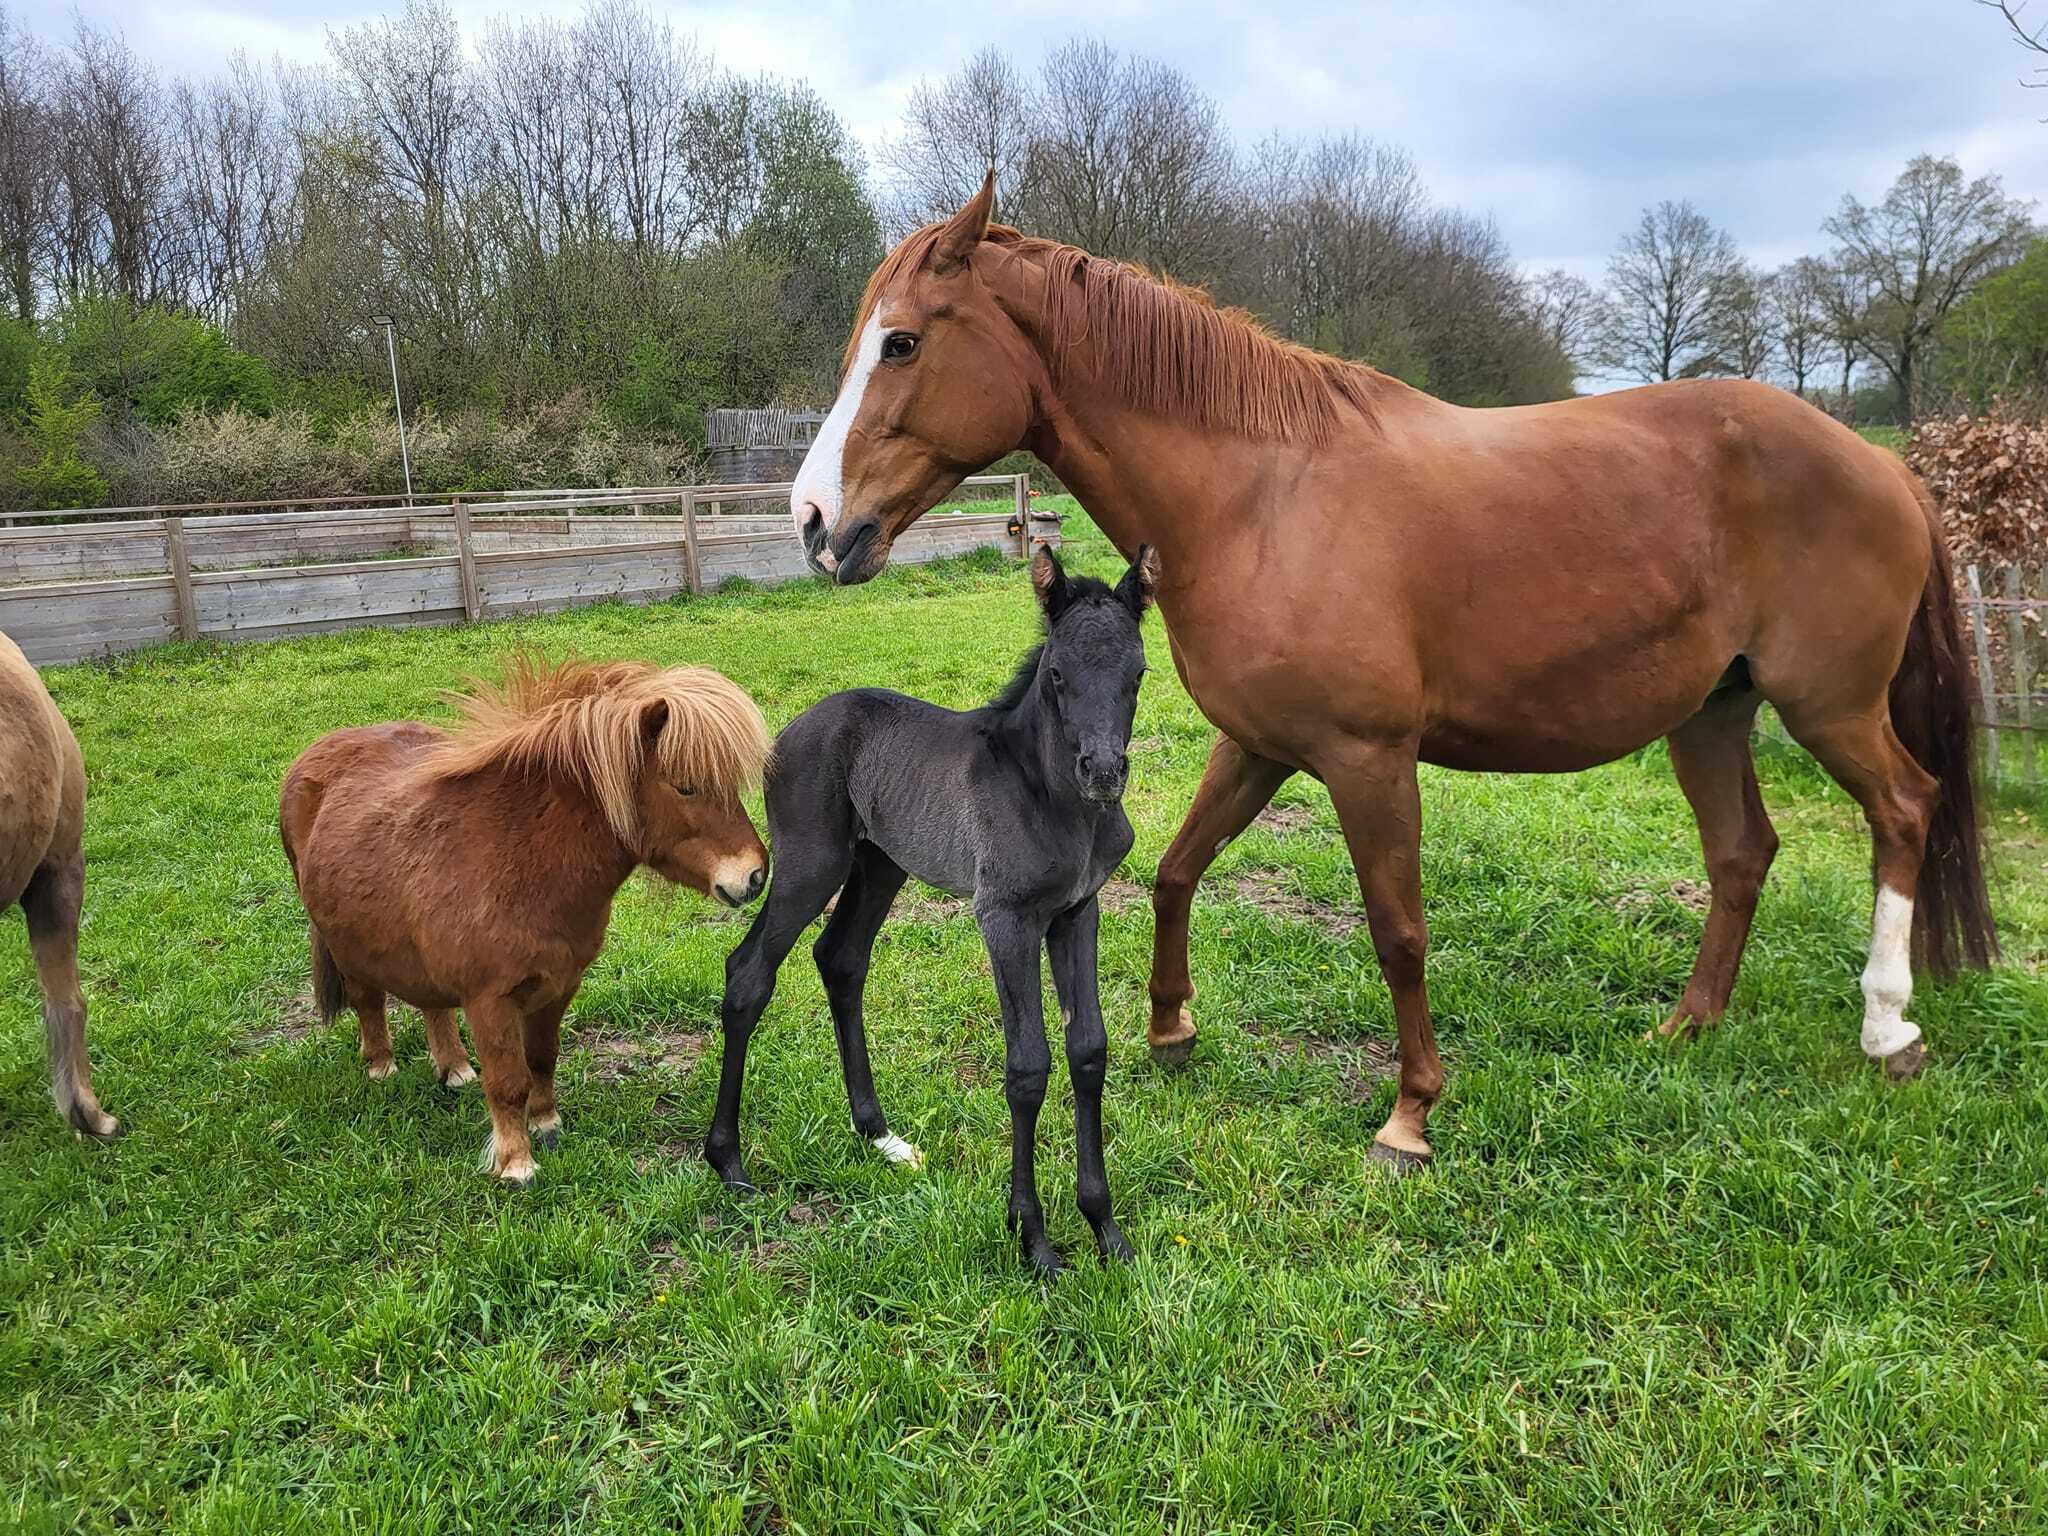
left=351, top=984, right=395, bottom=1081
left=1326, top=743, right=1443, bottom=1172
left=21, top=851, right=118, bottom=1139
left=811, top=842, right=913, bottom=1164
left=705, top=842, right=851, bottom=1191
left=465, top=995, right=536, bottom=1185
left=1048, top=896, right=1133, bottom=1262
left=1148, top=733, right=1295, bottom=1065
left=424, top=1008, right=473, bottom=1088
left=524, top=999, right=568, bottom=1149
left=1777, top=706, right=1939, bottom=1080
left=1654, top=688, right=1778, bottom=1041
left=978, top=903, right=1062, bottom=1277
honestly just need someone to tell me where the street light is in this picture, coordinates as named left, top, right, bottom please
left=369, top=313, right=414, bottom=506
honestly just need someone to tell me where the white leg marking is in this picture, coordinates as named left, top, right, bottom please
left=1860, top=886, right=1923, bottom=1060
left=438, top=1060, right=475, bottom=1088
left=366, top=1058, right=397, bottom=1082
left=529, top=1111, right=562, bottom=1135
left=789, top=313, right=888, bottom=548
left=872, top=1132, right=924, bottom=1169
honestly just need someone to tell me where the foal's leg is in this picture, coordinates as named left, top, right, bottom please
left=978, top=903, right=1062, bottom=1276
left=524, top=999, right=568, bottom=1150
left=424, top=1008, right=474, bottom=1087
left=812, top=842, right=915, bottom=1165
left=21, top=851, right=118, bottom=1139
left=1148, top=733, right=1294, bottom=1065
left=1778, top=706, right=1939, bottom=1080
left=465, top=995, right=536, bottom=1184
left=1326, top=743, right=1443, bottom=1172
left=1048, top=896, right=1133, bottom=1262
left=351, top=983, right=396, bottom=1081
left=1654, top=687, right=1779, bottom=1041
left=705, top=839, right=852, bottom=1191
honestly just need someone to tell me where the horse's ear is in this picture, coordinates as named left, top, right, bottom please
left=1115, top=544, right=1160, bottom=618
left=930, top=168, right=995, bottom=275
left=1031, top=545, right=1071, bottom=619
left=639, top=696, right=670, bottom=746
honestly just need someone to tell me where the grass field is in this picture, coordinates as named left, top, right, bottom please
left=4, top=502, right=2045, bottom=1533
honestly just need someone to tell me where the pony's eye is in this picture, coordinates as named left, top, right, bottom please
left=882, top=332, right=919, bottom=361
left=678, top=785, right=698, bottom=798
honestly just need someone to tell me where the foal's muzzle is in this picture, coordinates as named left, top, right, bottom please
left=1079, top=751, right=1129, bottom=804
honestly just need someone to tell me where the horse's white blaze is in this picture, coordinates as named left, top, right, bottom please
left=790, top=313, right=888, bottom=553
left=1860, top=886, right=1922, bottom=1059
left=873, top=1132, right=924, bottom=1168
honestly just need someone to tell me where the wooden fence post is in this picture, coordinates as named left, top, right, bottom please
left=1014, top=473, right=1031, bottom=558
left=164, top=516, right=198, bottom=642
left=681, top=490, right=702, bottom=596
left=1965, top=565, right=2001, bottom=788
left=452, top=496, right=482, bottom=623
left=2007, top=565, right=2038, bottom=789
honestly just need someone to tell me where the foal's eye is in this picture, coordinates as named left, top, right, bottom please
left=1049, top=666, right=1064, bottom=687
left=882, top=332, right=919, bottom=361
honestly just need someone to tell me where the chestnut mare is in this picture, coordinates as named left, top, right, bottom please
left=789, top=175, right=1997, bottom=1171
left=2, top=630, right=118, bottom=1138
left=280, top=656, right=770, bottom=1183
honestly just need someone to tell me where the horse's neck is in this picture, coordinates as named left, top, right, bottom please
left=991, top=686, right=1082, bottom=805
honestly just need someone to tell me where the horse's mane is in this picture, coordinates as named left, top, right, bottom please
left=426, top=654, right=771, bottom=845
left=849, top=221, right=1386, bottom=444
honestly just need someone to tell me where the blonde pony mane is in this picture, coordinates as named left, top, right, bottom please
left=848, top=221, right=1386, bottom=444
left=427, top=654, right=771, bottom=846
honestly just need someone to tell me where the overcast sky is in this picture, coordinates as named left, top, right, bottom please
left=14, top=0, right=2046, bottom=278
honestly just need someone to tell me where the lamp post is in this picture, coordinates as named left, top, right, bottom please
left=369, top=313, right=414, bottom=506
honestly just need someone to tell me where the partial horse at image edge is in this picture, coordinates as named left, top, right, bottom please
left=789, top=172, right=1997, bottom=1169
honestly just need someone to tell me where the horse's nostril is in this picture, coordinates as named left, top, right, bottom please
left=745, top=866, right=765, bottom=898
left=1079, top=753, right=1095, bottom=775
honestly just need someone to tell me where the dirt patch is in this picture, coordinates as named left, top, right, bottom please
left=633, top=1139, right=700, bottom=1176
left=235, top=989, right=329, bottom=1055
left=1614, top=879, right=1714, bottom=915
left=898, top=885, right=969, bottom=923
left=648, top=1238, right=691, bottom=1281
left=575, top=1024, right=710, bottom=1082
left=1245, top=1022, right=1398, bottom=1103
left=786, top=1197, right=839, bottom=1227
left=747, top=1239, right=792, bottom=1268
left=1255, top=803, right=1318, bottom=836
left=1226, top=870, right=1366, bottom=935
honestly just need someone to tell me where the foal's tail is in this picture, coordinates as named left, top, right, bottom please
left=1889, top=474, right=1998, bottom=978
left=309, top=925, right=348, bottom=1024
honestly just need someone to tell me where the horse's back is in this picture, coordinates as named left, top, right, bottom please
left=0, top=630, right=81, bottom=906
left=280, top=721, right=446, bottom=866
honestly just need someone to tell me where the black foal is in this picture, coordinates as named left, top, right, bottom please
left=707, top=545, right=1158, bottom=1275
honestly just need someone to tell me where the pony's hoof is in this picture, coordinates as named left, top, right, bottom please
left=437, top=1062, right=476, bottom=1089
left=1882, top=1040, right=1930, bottom=1082
left=365, top=1058, right=397, bottom=1082
left=872, top=1132, right=924, bottom=1169
left=496, top=1158, right=538, bottom=1188
left=71, top=1111, right=122, bottom=1141
left=1369, top=1139, right=1432, bottom=1175
left=1647, top=1012, right=1706, bottom=1045
left=1148, top=1007, right=1198, bottom=1067
left=531, top=1121, right=561, bottom=1151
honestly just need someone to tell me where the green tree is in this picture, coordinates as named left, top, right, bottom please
left=16, top=352, right=108, bottom=508
left=1938, top=237, right=2048, bottom=411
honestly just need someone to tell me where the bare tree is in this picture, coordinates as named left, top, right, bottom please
left=876, top=47, right=1032, bottom=236
left=0, top=9, right=56, bottom=320
left=1524, top=267, right=1604, bottom=378
left=1771, top=256, right=1833, bottom=398
left=1708, top=264, right=1775, bottom=379
left=1601, top=200, right=1741, bottom=381
left=1979, top=1, right=2048, bottom=97
left=1824, top=154, right=2033, bottom=418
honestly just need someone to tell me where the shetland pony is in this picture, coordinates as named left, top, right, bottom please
left=708, top=547, right=1156, bottom=1276
left=1, top=630, right=118, bottom=1138
left=280, top=656, right=770, bottom=1184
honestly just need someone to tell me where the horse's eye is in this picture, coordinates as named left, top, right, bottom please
left=1049, top=666, right=1064, bottom=686
left=678, top=785, right=698, bottom=798
left=882, top=332, right=919, bottom=361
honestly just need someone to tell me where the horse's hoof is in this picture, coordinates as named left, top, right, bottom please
left=496, top=1159, right=538, bottom=1188
left=1148, top=1007, right=1197, bottom=1068
left=1096, top=1224, right=1136, bottom=1264
left=437, top=1062, right=475, bottom=1089
left=872, top=1132, right=923, bottom=1168
left=1882, top=1040, right=1930, bottom=1082
left=1024, top=1243, right=1067, bottom=1280
left=1369, top=1139, right=1432, bottom=1175
left=532, top=1122, right=561, bottom=1151
left=365, top=1059, right=397, bottom=1082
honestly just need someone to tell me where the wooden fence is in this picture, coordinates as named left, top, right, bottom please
left=2, top=475, right=1048, bottom=667
left=1960, top=563, right=2043, bottom=793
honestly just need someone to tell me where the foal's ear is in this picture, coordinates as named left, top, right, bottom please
left=930, top=168, right=995, bottom=275
left=1114, top=544, right=1160, bottom=618
left=1031, top=545, right=1072, bottom=619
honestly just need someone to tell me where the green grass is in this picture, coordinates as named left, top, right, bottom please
left=1858, top=426, right=1909, bottom=455
left=4, top=500, right=2045, bottom=1533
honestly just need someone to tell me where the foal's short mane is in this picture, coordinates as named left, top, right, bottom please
left=851, top=221, right=1387, bottom=444
left=427, top=655, right=771, bottom=845
left=985, top=572, right=1118, bottom=713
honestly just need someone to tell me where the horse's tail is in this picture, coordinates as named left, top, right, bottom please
left=1888, top=471, right=1998, bottom=978
left=309, top=923, right=349, bottom=1024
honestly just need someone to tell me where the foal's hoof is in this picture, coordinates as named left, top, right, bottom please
left=1096, top=1223, right=1136, bottom=1264
left=437, top=1061, right=476, bottom=1089
left=1881, top=1040, right=1930, bottom=1082
left=68, top=1106, right=123, bottom=1141
left=871, top=1132, right=924, bottom=1169
left=1369, top=1139, right=1432, bottom=1175
left=1024, top=1243, right=1068, bottom=1280
left=531, top=1121, right=561, bottom=1151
